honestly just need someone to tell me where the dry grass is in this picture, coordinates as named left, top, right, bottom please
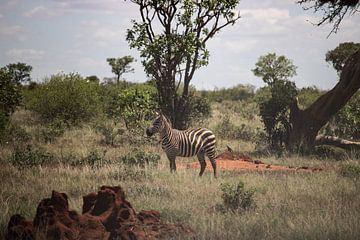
left=1, top=106, right=360, bottom=239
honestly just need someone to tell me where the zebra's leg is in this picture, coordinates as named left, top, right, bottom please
left=206, top=150, right=217, bottom=178
left=166, top=153, right=177, bottom=172
left=197, top=151, right=207, bottom=176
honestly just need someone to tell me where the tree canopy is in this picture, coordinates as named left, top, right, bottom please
left=1, top=62, right=32, bottom=85
left=127, top=0, right=240, bottom=128
left=326, top=42, right=360, bottom=74
left=252, top=53, right=297, bottom=86
left=106, top=56, right=135, bottom=83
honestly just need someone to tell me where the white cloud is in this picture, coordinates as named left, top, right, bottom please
left=6, top=48, right=45, bottom=61
left=0, top=14, right=3, bottom=18
left=77, top=57, right=105, bottom=68
left=24, top=5, right=60, bottom=18
left=242, top=8, right=290, bottom=25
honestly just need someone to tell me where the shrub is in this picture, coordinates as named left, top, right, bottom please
left=0, top=69, right=21, bottom=141
left=313, top=145, right=348, bottom=160
left=219, top=181, right=256, bottom=212
left=0, top=123, right=31, bottom=146
left=187, top=94, right=211, bottom=126
left=339, top=164, right=360, bottom=179
left=215, top=115, right=256, bottom=141
left=9, top=145, right=54, bottom=169
left=95, top=122, right=124, bottom=146
left=120, top=149, right=160, bottom=168
left=70, top=150, right=107, bottom=168
left=199, top=84, right=255, bottom=103
left=35, top=119, right=66, bottom=143
left=24, top=73, right=102, bottom=125
left=108, top=84, right=157, bottom=134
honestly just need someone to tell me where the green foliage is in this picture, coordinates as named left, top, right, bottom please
left=219, top=181, right=256, bottom=212
left=120, top=149, right=160, bottom=168
left=328, top=91, right=360, bottom=140
left=106, top=56, right=134, bottom=82
left=326, top=42, right=360, bottom=74
left=297, top=86, right=325, bottom=109
left=35, top=119, right=66, bottom=143
left=253, top=53, right=298, bottom=150
left=127, top=0, right=240, bottom=128
left=0, top=69, right=21, bottom=140
left=70, top=150, right=107, bottom=168
left=95, top=121, right=124, bottom=146
left=340, top=163, right=360, bottom=179
left=215, top=115, right=256, bottom=141
left=9, top=145, right=54, bottom=169
left=200, top=84, right=255, bottom=103
left=313, top=145, right=348, bottom=160
left=116, top=85, right=157, bottom=133
left=256, top=81, right=298, bottom=150
left=187, top=94, right=211, bottom=125
left=24, top=73, right=102, bottom=125
left=1, top=62, right=32, bottom=85
left=1, top=123, right=31, bottom=146
left=252, top=53, right=297, bottom=86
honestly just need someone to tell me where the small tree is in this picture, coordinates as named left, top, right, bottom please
left=106, top=56, right=135, bottom=83
left=1, top=62, right=32, bottom=85
left=252, top=53, right=298, bottom=150
left=0, top=69, right=21, bottom=139
left=127, top=0, right=240, bottom=129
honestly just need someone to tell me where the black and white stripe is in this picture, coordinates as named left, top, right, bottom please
left=146, top=112, right=217, bottom=177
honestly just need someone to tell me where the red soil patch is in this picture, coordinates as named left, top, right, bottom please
left=5, top=186, right=194, bottom=240
left=179, top=151, right=323, bottom=173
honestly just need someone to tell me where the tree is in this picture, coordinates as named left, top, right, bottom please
left=0, top=69, right=21, bottom=138
left=252, top=53, right=297, bottom=86
left=288, top=50, right=360, bottom=152
left=126, top=0, right=240, bottom=129
left=325, top=42, right=360, bottom=74
left=1, top=62, right=32, bottom=85
left=252, top=53, right=298, bottom=150
left=106, top=56, right=135, bottom=83
left=297, top=0, right=360, bottom=35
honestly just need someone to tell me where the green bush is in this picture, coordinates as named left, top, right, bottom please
left=340, top=164, right=360, bottom=179
left=35, top=119, right=66, bottom=143
left=0, top=122, right=31, bottom=146
left=24, top=73, right=102, bottom=125
left=219, top=181, right=256, bottom=212
left=200, top=84, right=255, bottom=103
left=255, top=81, right=298, bottom=150
left=108, top=84, right=157, bottom=134
left=314, top=145, right=348, bottom=160
left=187, top=94, right=211, bottom=125
left=70, top=150, right=107, bottom=168
left=95, top=121, right=124, bottom=146
left=120, top=149, right=160, bottom=168
left=215, top=115, right=256, bottom=141
left=9, top=145, right=54, bottom=169
left=0, top=69, right=21, bottom=141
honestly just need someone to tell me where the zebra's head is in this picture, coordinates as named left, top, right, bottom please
left=146, top=111, right=170, bottom=136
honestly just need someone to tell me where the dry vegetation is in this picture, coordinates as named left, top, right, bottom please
left=1, top=102, right=360, bottom=239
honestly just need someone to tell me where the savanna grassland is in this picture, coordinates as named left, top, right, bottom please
left=1, top=97, right=360, bottom=240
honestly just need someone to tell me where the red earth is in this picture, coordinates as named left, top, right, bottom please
left=5, top=186, right=195, bottom=240
left=178, top=151, right=323, bottom=173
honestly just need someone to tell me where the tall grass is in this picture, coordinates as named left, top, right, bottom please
left=1, top=103, right=360, bottom=239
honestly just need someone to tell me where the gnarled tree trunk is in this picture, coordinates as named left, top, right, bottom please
left=287, top=50, right=360, bottom=153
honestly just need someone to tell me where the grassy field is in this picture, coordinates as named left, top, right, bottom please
left=1, top=104, right=360, bottom=239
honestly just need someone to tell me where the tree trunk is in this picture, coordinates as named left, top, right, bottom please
left=287, top=50, right=360, bottom=153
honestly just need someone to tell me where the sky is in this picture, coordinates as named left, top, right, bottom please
left=0, top=0, right=359, bottom=90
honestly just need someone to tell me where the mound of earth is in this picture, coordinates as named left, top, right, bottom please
left=179, top=151, right=323, bottom=173
left=5, top=186, right=194, bottom=240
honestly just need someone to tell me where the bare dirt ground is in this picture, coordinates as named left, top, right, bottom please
left=178, top=151, right=323, bottom=173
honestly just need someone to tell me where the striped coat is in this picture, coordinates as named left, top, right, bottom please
left=146, top=112, right=217, bottom=177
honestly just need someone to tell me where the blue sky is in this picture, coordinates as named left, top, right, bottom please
left=0, top=0, right=359, bottom=90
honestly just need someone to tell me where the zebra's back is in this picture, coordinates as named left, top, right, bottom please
left=177, top=127, right=216, bottom=157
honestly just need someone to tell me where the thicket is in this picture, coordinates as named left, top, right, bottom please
left=199, top=84, right=255, bottom=102
left=23, top=73, right=102, bottom=125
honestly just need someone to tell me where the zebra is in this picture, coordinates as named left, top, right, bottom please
left=146, top=111, right=217, bottom=177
